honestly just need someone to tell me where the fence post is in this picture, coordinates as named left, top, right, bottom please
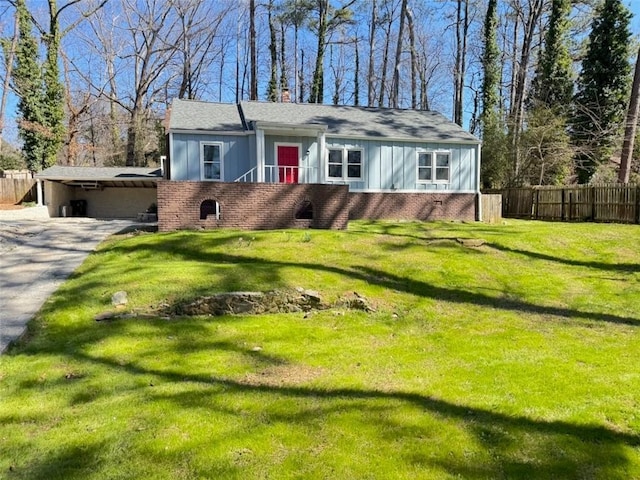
left=569, top=192, right=573, bottom=221
left=561, top=189, right=566, bottom=221
left=636, top=186, right=640, bottom=224
left=534, top=189, right=539, bottom=219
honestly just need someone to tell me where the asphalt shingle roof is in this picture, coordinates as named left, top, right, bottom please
left=36, top=166, right=162, bottom=181
left=168, top=99, right=243, bottom=131
left=240, top=101, right=479, bottom=143
left=167, top=99, right=479, bottom=143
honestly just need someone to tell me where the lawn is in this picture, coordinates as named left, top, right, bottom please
left=1, top=219, right=640, bottom=479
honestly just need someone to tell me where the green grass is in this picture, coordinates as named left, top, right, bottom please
left=1, top=219, right=640, bottom=479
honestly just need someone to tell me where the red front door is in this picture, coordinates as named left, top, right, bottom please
left=277, top=145, right=299, bottom=183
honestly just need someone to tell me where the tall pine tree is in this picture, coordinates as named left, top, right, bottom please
left=522, top=0, right=573, bottom=186
left=571, top=0, right=631, bottom=183
left=530, top=0, right=573, bottom=110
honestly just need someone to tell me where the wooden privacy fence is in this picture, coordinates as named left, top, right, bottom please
left=0, top=178, right=36, bottom=204
left=499, top=184, right=640, bottom=224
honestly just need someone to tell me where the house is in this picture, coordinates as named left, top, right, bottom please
left=163, top=99, right=482, bottom=231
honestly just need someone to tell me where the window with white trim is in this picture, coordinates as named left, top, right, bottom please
left=417, top=150, right=450, bottom=183
left=327, top=147, right=363, bottom=180
left=201, top=142, right=222, bottom=180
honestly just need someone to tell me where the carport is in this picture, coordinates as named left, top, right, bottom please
left=36, top=166, right=162, bottom=219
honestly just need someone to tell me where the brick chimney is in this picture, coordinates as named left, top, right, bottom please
left=281, top=88, right=291, bottom=103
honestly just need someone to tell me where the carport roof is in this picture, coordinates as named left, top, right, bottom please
left=36, top=166, right=162, bottom=188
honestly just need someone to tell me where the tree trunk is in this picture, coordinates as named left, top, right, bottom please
left=0, top=13, right=18, bottom=156
left=310, top=0, right=328, bottom=103
left=367, top=0, right=377, bottom=107
left=405, top=6, right=417, bottom=109
left=299, top=49, right=305, bottom=102
left=354, top=38, right=359, bottom=106
left=454, top=0, right=469, bottom=125
left=280, top=22, right=288, bottom=95
left=390, top=0, right=408, bottom=108
left=249, top=0, right=257, bottom=100
left=619, top=46, right=640, bottom=183
left=378, top=19, right=392, bottom=107
left=267, top=0, right=278, bottom=102
left=509, top=0, right=544, bottom=182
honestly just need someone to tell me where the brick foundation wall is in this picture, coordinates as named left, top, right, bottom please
left=158, top=181, right=350, bottom=231
left=348, top=192, right=477, bottom=222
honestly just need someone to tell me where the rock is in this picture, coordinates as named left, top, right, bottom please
left=111, top=291, right=128, bottom=306
left=337, top=293, right=375, bottom=312
left=95, top=311, right=118, bottom=321
left=456, top=238, right=485, bottom=248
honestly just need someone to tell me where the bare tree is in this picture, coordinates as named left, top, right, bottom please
left=0, top=9, right=18, bottom=155
left=308, top=0, right=356, bottom=104
left=174, top=0, right=233, bottom=101
left=453, top=0, right=470, bottom=125
left=405, top=5, right=417, bottom=109
left=619, top=46, right=640, bottom=184
left=390, top=0, right=407, bottom=108
left=249, top=0, right=257, bottom=100
left=119, top=0, right=182, bottom=166
left=367, top=0, right=377, bottom=106
left=377, top=1, right=398, bottom=107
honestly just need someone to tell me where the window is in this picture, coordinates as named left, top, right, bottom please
left=328, top=149, right=343, bottom=178
left=201, top=142, right=222, bottom=180
left=327, top=147, right=363, bottom=180
left=347, top=150, right=362, bottom=179
left=417, top=151, right=450, bottom=183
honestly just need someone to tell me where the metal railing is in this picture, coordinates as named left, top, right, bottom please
left=235, top=165, right=319, bottom=184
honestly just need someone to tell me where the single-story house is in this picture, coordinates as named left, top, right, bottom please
left=35, top=166, right=161, bottom=219
left=162, top=99, right=482, bottom=231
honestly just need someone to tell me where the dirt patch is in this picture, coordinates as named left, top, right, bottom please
left=239, top=364, right=326, bottom=387
left=95, top=289, right=377, bottom=321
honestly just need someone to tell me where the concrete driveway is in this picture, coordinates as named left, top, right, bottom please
left=0, top=207, right=143, bottom=353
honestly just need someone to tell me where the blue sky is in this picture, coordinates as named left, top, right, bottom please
left=629, top=1, right=640, bottom=32
left=4, top=1, right=640, bottom=148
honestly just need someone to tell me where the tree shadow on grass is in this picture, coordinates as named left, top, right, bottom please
left=7, top=440, right=107, bottom=480
left=73, top=346, right=640, bottom=479
left=104, top=236, right=640, bottom=327
left=6, top=303, right=639, bottom=478
left=485, top=242, right=640, bottom=274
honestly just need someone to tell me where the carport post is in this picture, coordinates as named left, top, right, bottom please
left=36, top=179, right=43, bottom=206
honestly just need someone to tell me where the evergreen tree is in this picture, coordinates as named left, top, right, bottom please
left=13, top=0, right=46, bottom=172
left=42, top=1, right=66, bottom=168
left=479, top=0, right=507, bottom=188
left=523, top=0, right=573, bottom=186
left=12, top=0, right=65, bottom=172
left=530, top=0, right=573, bottom=110
left=571, top=0, right=631, bottom=184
